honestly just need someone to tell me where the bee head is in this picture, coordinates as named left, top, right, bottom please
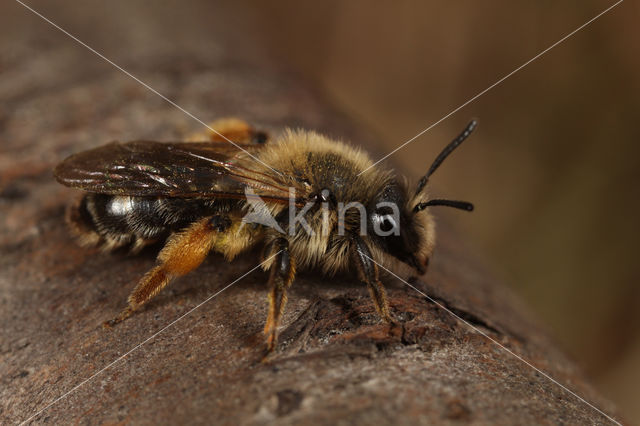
left=366, top=180, right=430, bottom=274
left=368, top=120, right=476, bottom=274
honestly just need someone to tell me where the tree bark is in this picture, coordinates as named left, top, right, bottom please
left=0, top=2, right=622, bottom=424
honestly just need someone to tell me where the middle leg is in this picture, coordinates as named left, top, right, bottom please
left=263, top=238, right=296, bottom=353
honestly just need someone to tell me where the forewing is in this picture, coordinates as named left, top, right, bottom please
left=54, top=140, right=292, bottom=200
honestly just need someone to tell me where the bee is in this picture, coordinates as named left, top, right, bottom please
left=54, top=117, right=476, bottom=353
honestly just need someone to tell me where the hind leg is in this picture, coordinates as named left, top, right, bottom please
left=186, top=117, right=269, bottom=144
left=104, top=215, right=230, bottom=326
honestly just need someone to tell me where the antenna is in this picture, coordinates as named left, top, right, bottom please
left=414, top=199, right=474, bottom=213
left=414, top=119, right=477, bottom=196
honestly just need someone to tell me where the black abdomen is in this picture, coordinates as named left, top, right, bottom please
left=67, top=194, right=226, bottom=251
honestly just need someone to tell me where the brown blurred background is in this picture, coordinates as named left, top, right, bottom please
left=2, top=0, right=638, bottom=422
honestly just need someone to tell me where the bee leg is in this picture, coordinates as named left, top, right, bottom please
left=351, top=236, right=393, bottom=323
left=104, top=216, right=229, bottom=327
left=263, top=238, right=296, bottom=355
left=186, top=117, right=269, bottom=145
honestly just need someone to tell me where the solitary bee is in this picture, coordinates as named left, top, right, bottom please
left=54, top=118, right=475, bottom=352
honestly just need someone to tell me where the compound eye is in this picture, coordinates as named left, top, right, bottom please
left=379, top=214, right=397, bottom=233
left=372, top=212, right=398, bottom=234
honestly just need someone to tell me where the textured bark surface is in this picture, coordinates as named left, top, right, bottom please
left=0, top=2, right=622, bottom=424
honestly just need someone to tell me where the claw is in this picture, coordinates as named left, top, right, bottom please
left=102, top=307, right=133, bottom=328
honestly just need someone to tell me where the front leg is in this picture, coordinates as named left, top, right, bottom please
left=351, top=235, right=393, bottom=323
left=263, top=238, right=296, bottom=353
